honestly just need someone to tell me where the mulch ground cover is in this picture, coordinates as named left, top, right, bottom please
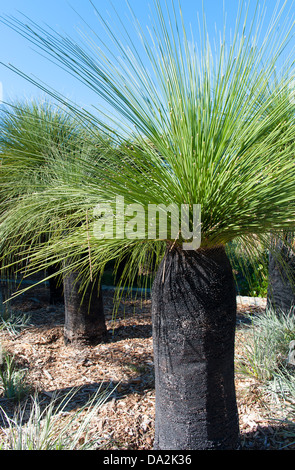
left=0, top=279, right=294, bottom=450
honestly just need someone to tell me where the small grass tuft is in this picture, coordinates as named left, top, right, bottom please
left=0, top=385, right=114, bottom=450
left=0, top=345, right=31, bottom=401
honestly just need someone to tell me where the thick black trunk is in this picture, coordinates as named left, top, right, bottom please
left=152, top=246, right=239, bottom=450
left=267, top=234, right=295, bottom=313
left=47, top=264, right=64, bottom=305
left=63, top=268, right=107, bottom=345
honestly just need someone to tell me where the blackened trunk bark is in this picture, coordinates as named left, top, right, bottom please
left=63, top=267, right=107, bottom=345
left=47, top=265, right=64, bottom=305
left=152, top=245, right=240, bottom=450
left=267, top=233, right=295, bottom=313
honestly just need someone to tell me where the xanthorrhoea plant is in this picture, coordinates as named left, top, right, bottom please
left=263, top=79, right=295, bottom=314
left=0, top=101, right=67, bottom=302
left=1, top=0, right=295, bottom=449
left=267, top=231, right=295, bottom=313
left=0, top=99, right=84, bottom=271
left=0, top=100, right=109, bottom=344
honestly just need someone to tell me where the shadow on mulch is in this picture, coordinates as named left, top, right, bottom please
left=241, top=423, right=295, bottom=450
left=0, top=372, right=154, bottom=429
left=107, top=324, right=152, bottom=342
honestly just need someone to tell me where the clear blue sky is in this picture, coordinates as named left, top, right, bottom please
left=0, top=0, right=293, bottom=110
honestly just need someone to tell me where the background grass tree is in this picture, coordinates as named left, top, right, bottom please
left=0, top=100, right=108, bottom=345
left=1, top=0, right=295, bottom=449
left=265, top=81, right=295, bottom=314
left=267, top=232, right=295, bottom=313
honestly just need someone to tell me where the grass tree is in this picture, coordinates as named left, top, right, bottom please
left=0, top=100, right=75, bottom=303
left=1, top=0, right=295, bottom=449
left=265, top=80, right=295, bottom=314
left=267, top=232, right=295, bottom=313
left=0, top=100, right=108, bottom=344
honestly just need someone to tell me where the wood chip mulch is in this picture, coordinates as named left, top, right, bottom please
left=0, top=282, right=294, bottom=450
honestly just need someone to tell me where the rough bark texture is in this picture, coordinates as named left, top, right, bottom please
left=267, top=234, right=295, bottom=313
left=63, top=268, right=107, bottom=346
left=47, top=264, right=64, bottom=305
left=152, top=245, right=240, bottom=450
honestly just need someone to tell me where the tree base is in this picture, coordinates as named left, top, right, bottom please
left=267, top=234, right=295, bottom=314
left=152, top=245, right=240, bottom=450
left=63, top=268, right=107, bottom=346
